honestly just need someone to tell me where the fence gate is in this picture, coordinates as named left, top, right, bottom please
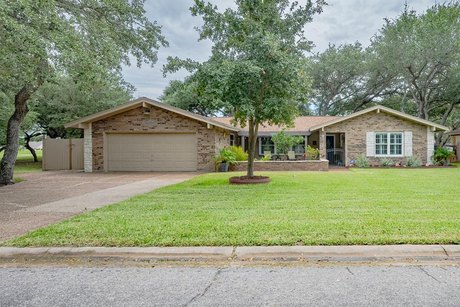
left=42, top=138, right=84, bottom=171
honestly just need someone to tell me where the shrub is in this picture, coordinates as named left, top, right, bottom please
left=227, top=146, right=248, bottom=161
left=379, top=158, right=394, bottom=167
left=355, top=154, right=369, bottom=168
left=271, top=130, right=304, bottom=155
left=305, top=145, right=320, bottom=160
left=214, top=147, right=237, bottom=165
left=405, top=156, right=422, bottom=167
left=433, top=147, right=454, bottom=166
left=260, top=155, right=271, bottom=161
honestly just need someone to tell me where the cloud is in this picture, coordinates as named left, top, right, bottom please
left=122, top=0, right=439, bottom=99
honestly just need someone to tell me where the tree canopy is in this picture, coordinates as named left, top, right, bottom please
left=31, top=76, right=133, bottom=139
left=371, top=3, right=460, bottom=122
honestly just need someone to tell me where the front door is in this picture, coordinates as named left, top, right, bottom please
left=326, top=135, right=335, bottom=163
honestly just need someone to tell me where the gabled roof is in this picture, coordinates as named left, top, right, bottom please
left=309, top=105, right=450, bottom=132
left=212, top=116, right=339, bottom=136
left=65, top=97, right=240, bottom=132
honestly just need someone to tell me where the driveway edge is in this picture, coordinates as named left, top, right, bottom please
left=0, top=245, right=459, bottom=263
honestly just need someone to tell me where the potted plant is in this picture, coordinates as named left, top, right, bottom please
left=215, top=147, right=237, bottom=172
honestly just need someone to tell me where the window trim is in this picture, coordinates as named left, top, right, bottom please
left=229, top=134, right=235, bottom=146
left=258, top=136, right=306, bottom=155
left=259, top=137, right=276, bottom=155
left=375, top=132, right=404, bottom=157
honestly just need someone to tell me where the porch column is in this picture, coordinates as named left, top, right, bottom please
left=241, top=136, right=245, bottom=151
left=83, top=123, right=93, bottom=173
left=319, top=129, right=326, bottom=160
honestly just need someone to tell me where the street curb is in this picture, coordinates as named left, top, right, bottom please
left=0, top=247, right=234, bottom=261
left=235, top=245, right=458, bottom=261
left=0, top=245, right=459, bottom=262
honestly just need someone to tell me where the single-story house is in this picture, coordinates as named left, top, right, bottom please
left=65, top=97, right=449, bottom=172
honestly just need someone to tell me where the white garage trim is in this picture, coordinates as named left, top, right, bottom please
left=104, top=132, right=198, bottom=172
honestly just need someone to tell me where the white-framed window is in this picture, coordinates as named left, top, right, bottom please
left=293, top=136, right=305, bottom=154
left=375, top=132, right=403, bottom=156
left=229, top=134, right=235, bottom=146
left=259, top=137, right=276, bottom=155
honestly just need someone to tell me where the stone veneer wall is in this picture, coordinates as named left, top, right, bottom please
left=83, top=124, right=92, bottom=172
left=232, top=160, right=329, bottom=172
left=323, top=111, right=428, bottom=165
left=91, top=105, right=230, bottom=171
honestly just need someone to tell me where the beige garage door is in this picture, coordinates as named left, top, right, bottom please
left=106, top=133, right=197, bottom=172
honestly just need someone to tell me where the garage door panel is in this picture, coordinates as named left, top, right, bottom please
left=107, top=133, right=197, bottom=172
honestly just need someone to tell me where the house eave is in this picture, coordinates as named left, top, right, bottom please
left=308, top=105, right=450, bottom=132
left=64, top=97, right=240, bottom=132
left=238, top=131, right=311, bottom=137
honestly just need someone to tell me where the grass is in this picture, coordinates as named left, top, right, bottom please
left=5, top=168, right=460, bottom=247
left=0, top=149, right=42, bottom=174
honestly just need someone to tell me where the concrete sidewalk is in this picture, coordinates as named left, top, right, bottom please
left=1, top=245, right=459, bottom=264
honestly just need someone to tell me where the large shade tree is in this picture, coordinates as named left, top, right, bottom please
left=31, top=76, right=133, bottom=139
left=0, top=0, right=167, bottom=185
left=307, top=2, right=460, bottom=144
left=308, top=43, right=402, bottom=116
left=160, top=76, right=229, bottom=117
left=370, top=3, right=460, bottom=123
left=165, top=0, right=324, bottom=178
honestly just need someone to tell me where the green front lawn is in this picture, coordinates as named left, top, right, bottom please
left=0, top=149, right=42, bottom=174
left=7, top=168, right=460, bottom=247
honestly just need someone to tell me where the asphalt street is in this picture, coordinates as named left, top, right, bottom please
left=1, top=265, right=459, bottom=306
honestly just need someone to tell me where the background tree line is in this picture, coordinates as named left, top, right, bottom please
left=162, top=2, right=460, bottom=146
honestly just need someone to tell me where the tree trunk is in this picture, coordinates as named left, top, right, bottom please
left=24, top=132, right=38, bottom=163
left=415, top=97, right=428, bottom=120
left=0, top=87, right=31, bottom=185
left=246, top=119, right=259, bottom=178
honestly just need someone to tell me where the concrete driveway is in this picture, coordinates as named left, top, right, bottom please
left=0, top=171, right=197, bottom=242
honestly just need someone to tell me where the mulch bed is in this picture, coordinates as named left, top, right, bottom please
left=229, top=176, right=271, bottom=185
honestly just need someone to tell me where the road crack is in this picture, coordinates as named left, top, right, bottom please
left=184, top=268, right=222, bottom=306
left=419, top=267, right=442, bottom=284
left=346, top=267, right=354, bottom=276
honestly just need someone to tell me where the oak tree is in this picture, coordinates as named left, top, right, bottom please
left=165, top=0, right=324, bottom=177
left=0, top=0, right=167, bottom=184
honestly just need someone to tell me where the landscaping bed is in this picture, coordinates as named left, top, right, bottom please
left=5, top=168, right=460, bottom=247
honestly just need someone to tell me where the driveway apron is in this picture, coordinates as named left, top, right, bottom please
left=0, top=171, right=196, bottom=242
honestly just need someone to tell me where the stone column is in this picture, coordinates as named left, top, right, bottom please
left=319, top=130, right=326, bottom=160
left=83, top=123, right=93, bottom=172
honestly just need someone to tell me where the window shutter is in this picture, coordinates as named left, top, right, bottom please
left=366, top=132, right=375, bottom=157
left=404, top=131, right=413, bottom=157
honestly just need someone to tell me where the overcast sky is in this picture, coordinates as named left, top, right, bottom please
left=122, top=0, right=439, bottom=99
